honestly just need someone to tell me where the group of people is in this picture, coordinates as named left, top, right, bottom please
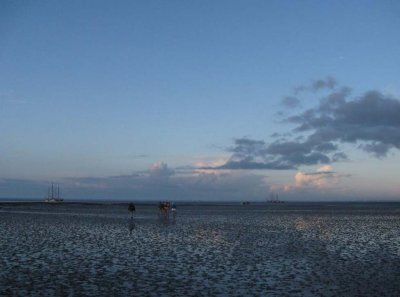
left=127, top=201, right=177, bottom=220
left=158, top=201, right=177, bottom=220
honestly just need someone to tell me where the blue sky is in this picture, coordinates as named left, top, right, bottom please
left=1, top=1, right=400, bottom=200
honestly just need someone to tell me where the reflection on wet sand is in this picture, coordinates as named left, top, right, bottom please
left=1, top=202, right=400, bottom=296
left=128, top=217, right=135, bottom=235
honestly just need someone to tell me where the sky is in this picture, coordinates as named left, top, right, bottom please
left=1, top=0, right=400, bottom=201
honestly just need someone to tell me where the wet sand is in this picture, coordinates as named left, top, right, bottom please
left=1, top=202, right=400, bottom=296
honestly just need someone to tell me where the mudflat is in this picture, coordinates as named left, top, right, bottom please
left=1, top=202, right=400, bottom=296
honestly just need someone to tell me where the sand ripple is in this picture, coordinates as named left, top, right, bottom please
left=1, top=203, right=400, bottom=296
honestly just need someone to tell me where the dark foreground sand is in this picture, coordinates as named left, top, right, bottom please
left=1, top=202, right=400, bottom=296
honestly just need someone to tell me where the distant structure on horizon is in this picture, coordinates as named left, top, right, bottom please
left=267, top=192, right=284, bottom=203
left=44, top=183, right=63, bottom=203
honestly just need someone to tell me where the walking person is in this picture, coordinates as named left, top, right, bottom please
left=128, top=202, right=136, bottom=219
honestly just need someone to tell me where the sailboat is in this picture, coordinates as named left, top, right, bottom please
left=44, top=183, right=63, bottom=203
left=267, top=192, right=284, bottom=203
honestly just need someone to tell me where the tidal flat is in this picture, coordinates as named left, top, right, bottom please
left=1, top=202, right=400, bottom=296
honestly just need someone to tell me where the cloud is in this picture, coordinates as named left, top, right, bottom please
left=213, top=137, right=335, bottom=170
left=316, top=165, right=334, bottom=172
left=279, top=165, right=351, bottom=198
left=281, top=96, right=300, bottom=108
left=358, top=142, right=393, bottom=158
left=0, top=162, right=269, bottom=201
left=216, top=78, right=400, bottom=170
left=311, top=76, right=337, bottom=91
left=293, top=165, right=337, bottom=188
left=211, top=138, right=296, bottom=170
left=149, top=161, right=175, bottom=177
left=66, top=163, right=270, bottom=200
left=294, top=76, right=338, bottom=94
left=294, top=171, right=337, bottom=188
left=264, top=165, right=354, bottom=201
left=193, top=156, right=230, bottom=174
left=289, top=89, right=400, bottom=157
left=217, top=160, right=293, bottom=170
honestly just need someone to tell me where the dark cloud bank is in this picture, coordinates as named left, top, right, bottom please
left=217, top=77, right=400, bottom=170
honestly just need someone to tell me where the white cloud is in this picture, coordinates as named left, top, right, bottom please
left=149, top=161, right=175, bottom=177
left=276, top=165, right=341, bottom=195
left=317, top=165, right=333, bottom=172
left=295, top=172, right=336, bottom=188
left=193, top=156, right=230, bottom=175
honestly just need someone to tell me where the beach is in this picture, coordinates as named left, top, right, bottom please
left=1, top=202, right=400, bottom=296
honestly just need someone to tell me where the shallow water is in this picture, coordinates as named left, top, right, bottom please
left=1, top=202, right=400, bottom=296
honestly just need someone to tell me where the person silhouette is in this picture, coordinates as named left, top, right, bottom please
left=128, top=202, right=136, bottom=218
